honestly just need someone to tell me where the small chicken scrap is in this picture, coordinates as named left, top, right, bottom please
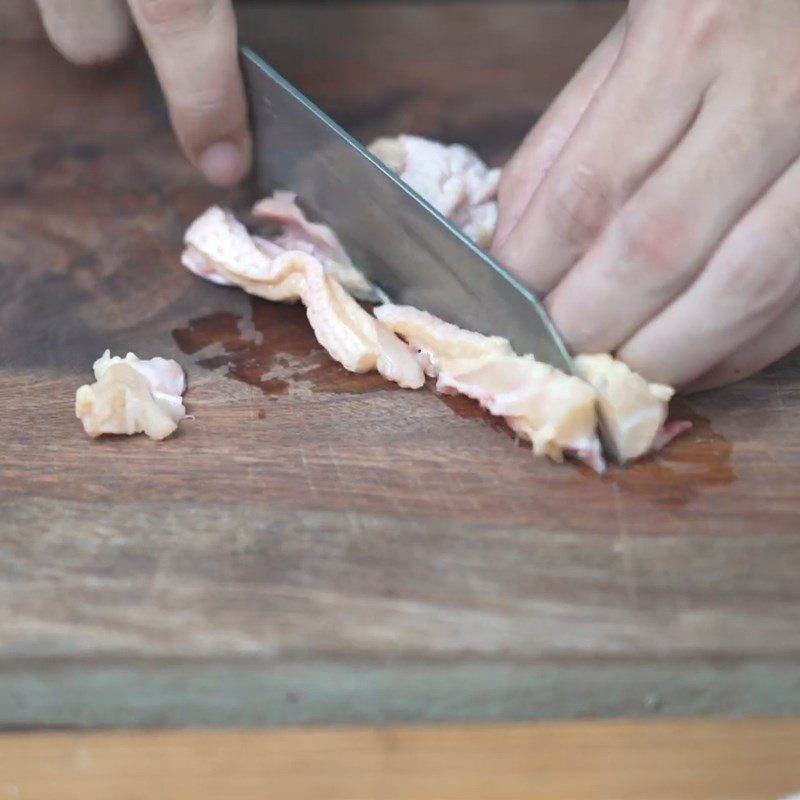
left=75, top=350, right=186, bottom=440
left=181, top=134, right=689, bottom=471
left=574, top=354, right=692, bottom=462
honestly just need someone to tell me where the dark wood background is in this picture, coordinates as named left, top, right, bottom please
left=1, top=1, right=798, bottom=728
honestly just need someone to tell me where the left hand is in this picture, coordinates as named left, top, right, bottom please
left=493, top=0, right=800, bottom=391
left=3, top=0, right=250, bottom=187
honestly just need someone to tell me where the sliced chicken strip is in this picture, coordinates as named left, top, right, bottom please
left=182, top=207, right=424, bottom=389
left=375, top=304, right=604, bottom=471
left=374, top=303, right=513, bottom=363
left=251, top=191, right=377, bottom=300
left=76, top=350, right=186, bottom=440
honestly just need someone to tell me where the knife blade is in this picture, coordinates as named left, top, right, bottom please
left=240, top=47, right=621, bottom=464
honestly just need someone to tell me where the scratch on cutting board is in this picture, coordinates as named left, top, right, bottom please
left=345, top=508, right=364, bottom=537
left=612, top=483, right=639, bottom=609
left=326, top=442, right=345, bottom=492
left=299, top=445, right=322, bottom=499
left=239, top=382, right=260, bottom=563
left=775, top=379, right=793, bottom=431
left=140, top=542, right=171, bottom=605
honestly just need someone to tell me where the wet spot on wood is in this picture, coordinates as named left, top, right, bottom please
left=608, top=400, right=735, bottom=509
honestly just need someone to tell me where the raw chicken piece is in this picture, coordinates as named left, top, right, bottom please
left=375, top=304, right=604, bottom=470
left=575, top=354, right=692, bottom=462
left=369, top=134, right=501, bottom=248
left=181, top=134, right=689, bottom=469
left=373, top=303, right=513, bottom=364
left=251, top=191, right=378, bottom=300
left=75, top=350, right=186, bottom=440
left=182, top=206, right=424, bottom=389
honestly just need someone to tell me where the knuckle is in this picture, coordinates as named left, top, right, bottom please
left=133, top=0, right=215, bottom=31
left=722, top=234, right=800, bottom=321
left=769, top=55, right=800, bottom=110
left=677, top=0, right=731, bottom=54
left=544, top=167, right=616, bottom=246
left=780, top=206, right=800, bottom=253
left=620, top=204, right=690, bottom=285
left=713, top=116, right=763, bottom=172
left=497, top=162, right=525, bottom=208
left=171, top=90, right=228, bottom=117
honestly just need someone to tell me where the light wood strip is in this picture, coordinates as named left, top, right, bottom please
left=1, top=719, right=799, bottom=800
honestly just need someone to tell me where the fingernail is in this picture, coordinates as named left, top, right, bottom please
left=198, top=140, right=250, bottom=186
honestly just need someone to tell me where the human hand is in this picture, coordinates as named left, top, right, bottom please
left=494, top=1, right=800, bottom=391
left=10, top=0, right=250, bottom=186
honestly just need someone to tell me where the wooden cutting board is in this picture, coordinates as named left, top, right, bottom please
left=1, top=1, right=798, bottom=728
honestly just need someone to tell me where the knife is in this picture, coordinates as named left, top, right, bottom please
left=240, top=47, right=621, bottom=464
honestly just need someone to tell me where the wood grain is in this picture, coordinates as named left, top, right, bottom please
left=1, top=720, right=799, bottom=800
left=1, top=1, right=799, bottom=727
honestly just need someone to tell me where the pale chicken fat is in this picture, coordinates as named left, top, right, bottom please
left=575, top=354, right=691, bottom=461
left=374, top=304, right=604, bottom=470
left=369, top=134, right=501, bottom=248
left=75, top=350, right=186, bottom=440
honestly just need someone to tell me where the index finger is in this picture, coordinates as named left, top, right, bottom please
left=127, top=0, right=250, bottom=186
